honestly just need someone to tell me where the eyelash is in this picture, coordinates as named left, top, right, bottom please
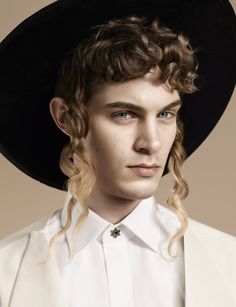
left=112, top=111, right=176, bottom=120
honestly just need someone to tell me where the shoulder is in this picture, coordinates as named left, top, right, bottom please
left=187, top=218, right=236, bottom=292
left=0, top=213, right=55, bottom=252
left=0, top=214, right=54, bottom=305
left=188, top=217, right=236, bottom=244
left=188, top=217, right=236, bottom=257
left=0, top=210, right=62, bottom=302
left=157, top=202, right=236, bottom=247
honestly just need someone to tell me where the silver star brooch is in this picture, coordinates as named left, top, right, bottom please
left=110, top=227, right=121, bottom=238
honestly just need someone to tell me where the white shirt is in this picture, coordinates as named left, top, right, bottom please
left=41, top=192, right=185, bottom=307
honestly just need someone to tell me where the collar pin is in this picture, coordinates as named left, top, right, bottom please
left=110, top=227, right=121, bottom=238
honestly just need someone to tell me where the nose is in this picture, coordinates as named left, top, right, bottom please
left=134, top=119, right=161, bottom=155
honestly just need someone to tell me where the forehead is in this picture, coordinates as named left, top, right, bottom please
left=88, top=72, right=180, bottom=110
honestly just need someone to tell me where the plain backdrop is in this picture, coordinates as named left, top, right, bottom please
left=0, top=0, right=235, bottom=239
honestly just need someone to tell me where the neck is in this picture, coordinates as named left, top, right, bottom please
left=87, top=186, right=142, bottom=224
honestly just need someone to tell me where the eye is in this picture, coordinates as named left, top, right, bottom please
left=112, top=110, right=177, bottom=121
left=113, top=111, right=135, bottom=120
left=158, top=111, right=176, bottom=119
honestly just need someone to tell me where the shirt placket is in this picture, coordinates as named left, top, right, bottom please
left=102, top=225, right=134, bottom=307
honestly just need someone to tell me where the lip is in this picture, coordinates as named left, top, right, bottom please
left=128, top=165, right=160, bottom=177
left=128, top=163, right=160, bottom=168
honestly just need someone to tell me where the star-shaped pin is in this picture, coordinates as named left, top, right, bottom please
left=110, top=227, right=121, bottom=238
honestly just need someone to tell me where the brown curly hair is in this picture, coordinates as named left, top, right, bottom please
left=39, top=15, right=199, bottom=264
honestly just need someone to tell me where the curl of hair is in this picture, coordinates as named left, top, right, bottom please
left=165, top=115, right=189, bottom=259
left=39, top=15, right=199, bottom=264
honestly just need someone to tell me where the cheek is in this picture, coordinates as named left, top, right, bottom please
left=85, top=121, right=128, bottom=165
left=161, top=125, right=177, bottom=152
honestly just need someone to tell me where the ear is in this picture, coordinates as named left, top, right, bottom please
left=49, top=97, right=71, bottom=137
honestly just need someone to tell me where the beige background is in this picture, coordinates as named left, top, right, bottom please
left=0, top=0, right=235, bottom=239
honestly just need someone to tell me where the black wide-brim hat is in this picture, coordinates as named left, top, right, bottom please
left=0, top=0, right=235, bottom=191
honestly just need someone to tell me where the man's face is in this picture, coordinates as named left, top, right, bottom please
left=82, top=72, right=181, bottom=201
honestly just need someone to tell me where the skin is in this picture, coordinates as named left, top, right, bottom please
left=50, top=72, right=181, bottom=224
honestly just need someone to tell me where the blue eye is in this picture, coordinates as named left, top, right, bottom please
left=113, top=111, right=134, bottom=120
left=159, top=112, right=175, bottom=119
left=112, top=111, right=176, bottom=121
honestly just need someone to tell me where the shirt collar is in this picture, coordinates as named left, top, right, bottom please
left=61, top=191, right=182, bottom=258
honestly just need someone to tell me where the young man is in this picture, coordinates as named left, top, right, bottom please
left=0, top=1, right=235, bottom=307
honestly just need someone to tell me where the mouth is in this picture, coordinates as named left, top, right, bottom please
left=127, top=165, right=161, bottom=177
left=128, top=163, right=161, bottom=168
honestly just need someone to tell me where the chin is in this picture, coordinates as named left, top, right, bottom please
left=117, top=185, right=158, bottom=200
left=104, top=177, right=160, bottom=200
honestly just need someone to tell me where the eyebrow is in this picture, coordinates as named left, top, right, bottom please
left=103, top=99, right=182, bottom=113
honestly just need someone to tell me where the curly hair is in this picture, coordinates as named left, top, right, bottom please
left=39, top=15, right=199, bottom=264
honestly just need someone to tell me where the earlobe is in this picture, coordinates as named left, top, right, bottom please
left=49, top=97, right=71, bottom=137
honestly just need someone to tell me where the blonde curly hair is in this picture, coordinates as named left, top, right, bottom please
left=40, top=15, right=199, bottom=264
